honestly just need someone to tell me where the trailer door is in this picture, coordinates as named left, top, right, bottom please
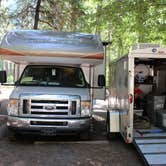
left=118, top=56, right=134, bottom=143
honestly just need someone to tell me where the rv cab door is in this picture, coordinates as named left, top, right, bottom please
left=93, top=63, right=106, bottom=100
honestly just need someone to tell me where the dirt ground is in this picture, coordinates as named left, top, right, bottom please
left=0, top=89, right=143, bottom=166
left=0, top=137, right=143, bottom=166
left=0, top=112, right=143, bottom=166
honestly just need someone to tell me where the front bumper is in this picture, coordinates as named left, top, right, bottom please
left=7, top=116, right=90, bottom=136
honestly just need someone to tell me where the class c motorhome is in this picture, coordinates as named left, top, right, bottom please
left=0, top=30, right=106, bottom=139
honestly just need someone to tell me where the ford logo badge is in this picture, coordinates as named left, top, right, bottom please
left=44, top=106, right=55, bottom=110
left=152, top=48, right=157, bottom=53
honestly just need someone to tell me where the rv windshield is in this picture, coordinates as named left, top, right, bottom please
left=19, top=65, right=88, bottom=88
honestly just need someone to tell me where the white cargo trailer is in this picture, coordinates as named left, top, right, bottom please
left=0, top=30, right=106, bottom=139
left=107, top=43, right=166, bottom=165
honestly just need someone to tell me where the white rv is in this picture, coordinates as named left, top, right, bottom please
left=107, top=43, right=166, bottom=165
left=0, top=30, right=106, bottom=139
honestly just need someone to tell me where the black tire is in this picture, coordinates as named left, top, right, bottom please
left=106, top=111, right=111, bottom=140
left=79, top=129, right=91, bottom=141
left=8, top=129, right=17, bottom=141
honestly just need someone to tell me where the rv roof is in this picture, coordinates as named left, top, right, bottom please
left=0, top=30, right=104, bottom=64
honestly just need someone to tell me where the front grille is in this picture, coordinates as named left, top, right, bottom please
left=71, top=101, right=76, bottom=115
left=23, top=99, right=29, bottom=114
left=21, top=95, right=80, bottom=117
left=30, top=99, right=69, bottom=116
left=31, top=112, right=68, bottom=115
left=31, top=100, right=68, bottom=104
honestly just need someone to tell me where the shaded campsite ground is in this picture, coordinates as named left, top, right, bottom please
left=0, top=87, right=143, bottom=166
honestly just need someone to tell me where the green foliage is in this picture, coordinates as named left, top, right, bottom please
left=0, top=0, right=166, bottom=86
left=8, top=0, right=84, bottom=31
left=2, top=0, right=165, bottom=56
left=0, top=6, right=13, bottom=40
left=78, top=0, right=166, bottom=58
left=7, top=74, right=14, bottom=84
left=77, top=0, right=166, bottom=85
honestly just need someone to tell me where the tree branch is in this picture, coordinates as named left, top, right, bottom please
left=33, top=0, right=41, bottom=29
left=39, top=19, right=58, bottom=30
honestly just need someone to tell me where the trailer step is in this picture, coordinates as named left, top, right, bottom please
left=134, top=130, right=166, bottom=165
left=135, top=138, right=166, bottom=144
left=135, top=129, right=166, bottom=138
left=144, top=154, right=166, bottom=165
left=138, top=143, right=166, bottom=154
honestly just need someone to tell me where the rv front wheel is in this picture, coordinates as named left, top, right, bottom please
left=106, top=111, right=111, bottom=139
left=8, top=129, right=17, bottom=141
left=79, top=129, right=91, bottom=140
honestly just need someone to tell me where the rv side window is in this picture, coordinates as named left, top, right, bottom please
left=1, top=61, right=14, bottom=84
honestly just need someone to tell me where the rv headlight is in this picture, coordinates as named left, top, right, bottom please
left=8, top=99, right=19, bottom=116
left=81, top=101, right=91, bottom=117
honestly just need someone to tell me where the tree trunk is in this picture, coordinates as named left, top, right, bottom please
left=33, top=0, right=41, bottom=29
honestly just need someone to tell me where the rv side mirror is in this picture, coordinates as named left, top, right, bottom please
left=98, top=75, right=105, bottom=87
left=0, top=70, right=7, bottom=83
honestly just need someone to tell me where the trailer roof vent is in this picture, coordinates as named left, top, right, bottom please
left=132, top=43, right=160, bottom=50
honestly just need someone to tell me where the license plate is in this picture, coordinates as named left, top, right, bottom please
left=40, top=128, right=56, bottom=136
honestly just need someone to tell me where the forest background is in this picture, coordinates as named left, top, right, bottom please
left=0, top=0, right=166, bottom=84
